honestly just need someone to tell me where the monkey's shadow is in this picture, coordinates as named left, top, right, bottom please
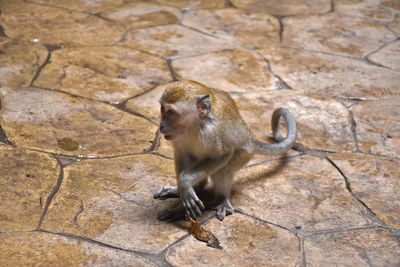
left=160, top=154, right=290, bottom=229
left=201, top=154, right=290, bottom=213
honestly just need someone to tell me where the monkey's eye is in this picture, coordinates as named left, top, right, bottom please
left=167, top=109, right=175, bottom=117
left=161, top=106, right=165, bottom=113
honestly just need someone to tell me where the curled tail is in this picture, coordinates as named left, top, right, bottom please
left=253, top=108, right=297, bottom=154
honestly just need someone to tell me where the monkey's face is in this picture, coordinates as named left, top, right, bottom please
left=159, top=102, right=197, bottom=141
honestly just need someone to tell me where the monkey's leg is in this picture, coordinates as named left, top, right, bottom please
left=211, top=149, right=251, bottom=221
left=154, top=186, right=179, bottom=200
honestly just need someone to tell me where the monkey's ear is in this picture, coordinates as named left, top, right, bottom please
left=196, top=94, right=211, bottom=116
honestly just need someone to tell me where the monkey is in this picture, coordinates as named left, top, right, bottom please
left=154, top=80, right=297, bottom=222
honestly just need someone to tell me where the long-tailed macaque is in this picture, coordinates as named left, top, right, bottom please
left=154, top=80, right=297, bottom=221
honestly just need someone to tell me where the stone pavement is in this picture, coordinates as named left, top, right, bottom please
left=0, top=0, right=399, bottom=266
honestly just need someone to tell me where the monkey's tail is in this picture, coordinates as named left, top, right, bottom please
left=254, top=108, right=297, bottom=154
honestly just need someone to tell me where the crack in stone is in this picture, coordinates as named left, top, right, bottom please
left=299, top=236, right=306, bottom=267
left=272, top=15, right=285, bottom=43
left=109, top=189, right=153, bottom=208
left=36, top=157, right=64, bottom=230
left=72, top=200, right=84, bottom=227
left=179, top=23, right=221, bottom=39
left=143, top=128, right=161, bottom=153
left=259, top=53, right=294, bottom=90
left=348, top=110, right=360, bottom=152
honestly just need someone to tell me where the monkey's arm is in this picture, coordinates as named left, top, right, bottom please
left=179, top=152, right=233, bottom=218
left=254, top=108, right=297, bottom=153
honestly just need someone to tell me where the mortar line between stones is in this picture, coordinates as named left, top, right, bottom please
left=326, top=157, right=385, bottom=226
left=36, top=157, right=64, bottom=230
left=300, top=236, right=307, bottom=267
left=29, top=46, right=54, bottom=87
left=165, top=58, right=179, bottom=81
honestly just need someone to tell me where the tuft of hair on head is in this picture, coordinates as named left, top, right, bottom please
left=161, top=80, right=211, bottom=104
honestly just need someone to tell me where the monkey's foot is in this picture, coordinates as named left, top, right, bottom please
left=154, top=186, right=179, bottom=200
left=216, top=199, right=234, bottom=221
left=157, top=207, right=185, bottom=222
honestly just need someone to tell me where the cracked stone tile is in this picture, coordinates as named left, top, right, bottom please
left=230, top=0, right=331, bottom=16
left=154, top=0, right=228, bottom=9
left=0, top=232, right=155, bottom=266
left=283, top=13, right=396, bottom=57
left=0, top=147, right=59, bottom=231
left=305, top=228, right=400, bottom=266
left=336, top=0, right=400, bottom=22
left=0, top=1, right=125, bottom=47
left=232, top=91, right=354, bottom=152
left=172, top=50, right=279, bottom=92
left=260, top=47, right=400, bottom=99
left=351, top=97, right=400, bottom=158
left=102, top=2, right=181, bottom=28
left=329, top=153, right=400, bottom=228
left=0, top=39, right=47, bottom=89
left=40, top=154, right=188, bottom=252
left=369, top=40, right=400, bottom=71
left=34, top=46, right=171, bottom=102
left=166, top=213, right=300, bottom=266
left=123, top=25, right=237, bottom=59
left=181, top=8, right=280, bottom=48
left=0, top=89, right=158, bottom=157
left=233, top=155, right=369, bottom=231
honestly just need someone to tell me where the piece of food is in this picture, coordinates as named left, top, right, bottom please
left=188, top=216, right=222, bottom=249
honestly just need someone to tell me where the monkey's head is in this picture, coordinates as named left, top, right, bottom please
left=159, top=80, right=212, bottom=141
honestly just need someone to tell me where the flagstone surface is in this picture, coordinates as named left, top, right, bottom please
left=0, top=0, right=399, bottom=266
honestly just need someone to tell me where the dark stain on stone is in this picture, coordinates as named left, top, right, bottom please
left=57, top=137, right=80, bottom=151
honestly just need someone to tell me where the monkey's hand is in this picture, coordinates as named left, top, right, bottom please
left=180, top=186, right=205, bottom=219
